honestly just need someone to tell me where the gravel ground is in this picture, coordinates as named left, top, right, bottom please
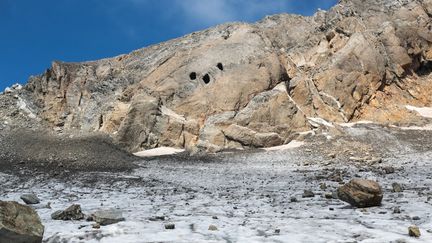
left=1, top=124, right=432, bottom=242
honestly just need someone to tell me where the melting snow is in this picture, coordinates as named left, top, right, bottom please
left=134, top=147, right=185, bottom=157
left=406, top=105, right=432, bottom=118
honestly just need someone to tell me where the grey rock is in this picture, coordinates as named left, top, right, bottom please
left=302, top=190, right=315, bottom=198
left=208, top=225, right=218, bottom=231
left=92, top=209, right=125, bottom=226
left=20, top=194, right=40, bottom=205
left=0, top=201, right=44, bottom=243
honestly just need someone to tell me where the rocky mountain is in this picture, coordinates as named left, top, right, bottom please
left=2, top=0, right=432, bottom=154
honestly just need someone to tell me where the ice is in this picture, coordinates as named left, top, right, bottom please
left=2, top=125, right=432, bottom=242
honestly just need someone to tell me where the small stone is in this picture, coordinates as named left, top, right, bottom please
left=408, top=226, right=421, bottom=237
left=290, top=197, right=298, bottom=202
left=302, top=190, right=315, bottom=198
left=393, top=207, right=401, bottom=214
left=412, top=216, right=420, bottom=220
left=212, top=216, right=218, bottom=219
left=149, top=216, right=166, bottom=221
left=320, top=183, right=327, bottom=190
left=165, top=223, right=175, bottom=230
left=382, top=166, right=395, bottom=174
left=275, top=229, right=281, bottom=234
left=369, top=157, right=382, bottom=164
left=208, top=225, right=218, bottom=231
left=337, top=179, right=383, bottom=208
left=392, top=183, right=404, bottom=193
left=20, top=194, right=40, bottom=205
left=325, top=193, right=333, bottom=199
left=92, top=223, right=101, bottom=229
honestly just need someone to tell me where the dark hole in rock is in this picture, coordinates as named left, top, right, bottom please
left=202, top=74, right=211, bottom=84
left=189, top=72, right=197, bottom=80
left=416, top=61, right=432, bottom=76
left=217, top=63, right=224, bottom=71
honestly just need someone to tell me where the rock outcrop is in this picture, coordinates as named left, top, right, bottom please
left=0, top=201, right=44, bottom=243
left=2, top=0, right=432, bottom=153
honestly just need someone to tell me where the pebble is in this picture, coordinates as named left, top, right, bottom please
left=392, top=183, right=403, bottom=193
left=302, top=190, right=315, bottom=198
left=165, top=223, right=175, bottom=230
left=208, top=225, right=218, bottom=231
left=393, top=207, right=401, bottom=214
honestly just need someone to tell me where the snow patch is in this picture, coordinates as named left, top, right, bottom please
left=406, top=105, right=432, bottom=118
left=308, top=117, right=334, bottom=128
left=134, top=147, right=185, bottom=157
left=394, top=124, right=432, bottom=131
left=160, top=106, right=186, bottom=122
left=264, top=140, right=305, bottom=151
left=17, top=97, right=37, bottom=119
left=339, top=120, right=374, bottom=127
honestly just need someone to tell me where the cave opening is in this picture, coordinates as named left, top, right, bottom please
left=416, top=60, right=432, bottom=76
left=202, top=74, right=211, bottom=84
left=217, top=63, right=224, bottom=71
left=189, top=72, right=197, bottom=80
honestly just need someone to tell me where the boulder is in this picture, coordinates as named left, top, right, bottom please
left=51, top=204, right=85, bottom=221
left=91, top=209, right=125, bottom=226
left=337, top=179, right=383, bottom=208
left=20, top=194, right=40, bottom=205
left=409, top=226, right=421, bottom=238
left=0, top=201, right=44, bottom=243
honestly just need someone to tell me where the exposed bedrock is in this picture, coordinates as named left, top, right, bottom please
left=6, top=0, right=432, bottom=152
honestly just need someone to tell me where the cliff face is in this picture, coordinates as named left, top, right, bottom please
left=12, top=0, right=432, bottom=152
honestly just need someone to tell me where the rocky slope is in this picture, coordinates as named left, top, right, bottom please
left=2, top=0, right=432, bottom=153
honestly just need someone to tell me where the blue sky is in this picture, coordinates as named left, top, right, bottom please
left=0, top=0, right=337, bottom=90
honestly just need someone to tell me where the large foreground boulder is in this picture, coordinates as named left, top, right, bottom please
left=337, top=179, right=383, bottom=208
left=0, top=201, right=44, bottom=243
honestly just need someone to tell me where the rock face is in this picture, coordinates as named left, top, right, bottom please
left=337, top=179, right=383, bottom=208
left=2, top=0, right=432, bottom=153
left=0, top=201, right=44, bottom=243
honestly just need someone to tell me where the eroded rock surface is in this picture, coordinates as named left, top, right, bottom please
left=0, top=201, right=44, bottom=243
left=1, top=0, right=432, bottom=153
